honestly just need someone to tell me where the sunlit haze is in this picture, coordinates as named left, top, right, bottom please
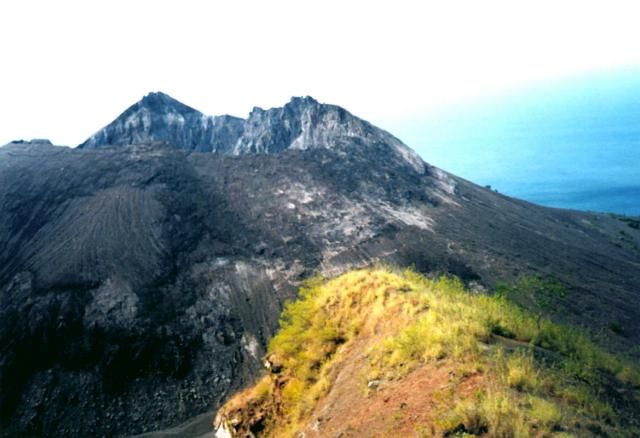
left=2, top=0, right=640, bottom=147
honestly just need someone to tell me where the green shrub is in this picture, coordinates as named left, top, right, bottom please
left=506, top=353, right=538, bottom=392
left=528, top=396, right=562, bottom=428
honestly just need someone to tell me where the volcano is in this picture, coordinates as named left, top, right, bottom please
left=1, top=93, right=639, bottom=437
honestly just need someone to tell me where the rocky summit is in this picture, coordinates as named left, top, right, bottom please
left=1, top=94, right=640, bottom=437
left=80, top=92, right=424, bottom=173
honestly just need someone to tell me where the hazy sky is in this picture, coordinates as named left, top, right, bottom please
left=2, top=0, right=640, bottom=147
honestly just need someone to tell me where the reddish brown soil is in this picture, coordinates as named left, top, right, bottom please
left=301, top=340, right=483, bottom=437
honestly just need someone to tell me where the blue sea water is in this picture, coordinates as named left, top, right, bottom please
left=389, top=68, right=640, bottom=216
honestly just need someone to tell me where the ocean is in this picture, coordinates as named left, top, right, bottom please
left=389, top=68, right=640, bottom=216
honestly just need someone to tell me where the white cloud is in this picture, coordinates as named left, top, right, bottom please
left=1, top=0, right=639, bottom=146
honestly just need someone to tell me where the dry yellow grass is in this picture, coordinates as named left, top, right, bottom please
left=216, top=268, right=640, bottom=437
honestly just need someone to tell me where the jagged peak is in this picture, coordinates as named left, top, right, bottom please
left=78, top=93, right=426, bottom=173
left=287, top=95, right=319, bottom=107
left=249, top=96, right=322, bottom=117
left=133, top=91, right=201, bottom=116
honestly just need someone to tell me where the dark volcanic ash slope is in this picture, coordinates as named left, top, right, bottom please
left=1, top=96, right=640, bottom=437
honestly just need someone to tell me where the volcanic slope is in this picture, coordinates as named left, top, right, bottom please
left=1, top=95, right=639, bottom=437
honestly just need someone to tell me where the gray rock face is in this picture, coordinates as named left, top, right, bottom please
left=1, top=96, right=640, bottom=437
left=79, top=92, right=245, bottom=153
left=79, top=93, right=425, bottom=173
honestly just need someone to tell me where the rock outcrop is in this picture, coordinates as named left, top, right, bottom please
left=79, top=93, right=424, bottom=173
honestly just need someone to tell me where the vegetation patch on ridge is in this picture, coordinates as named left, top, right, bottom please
left=215, top=268, right=640, bottom=437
